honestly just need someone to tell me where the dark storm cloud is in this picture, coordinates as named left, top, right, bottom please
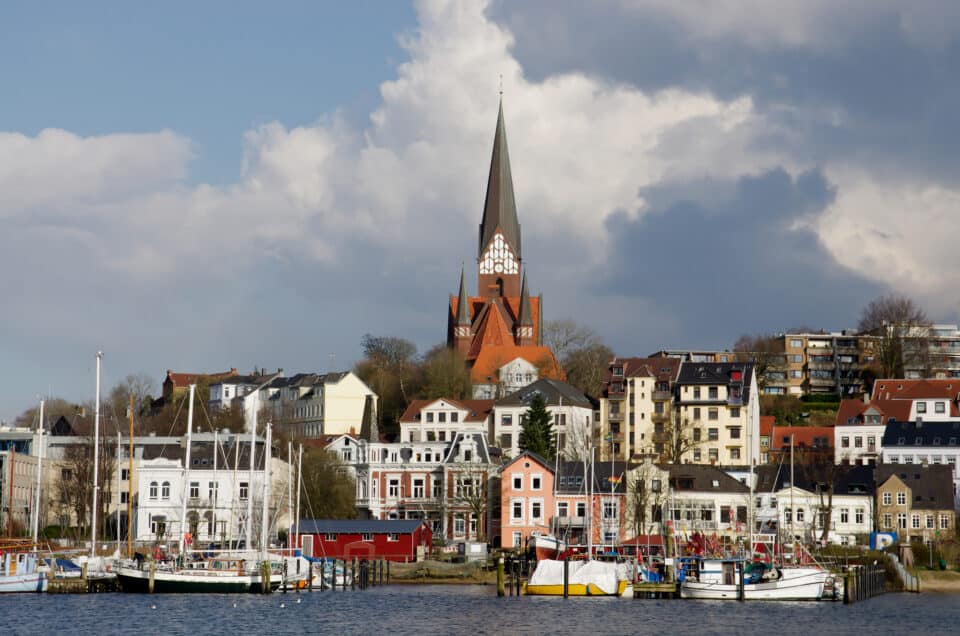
left=596, top=168, right=884, bottom=345
left=491, top=1, right=960, bottom=181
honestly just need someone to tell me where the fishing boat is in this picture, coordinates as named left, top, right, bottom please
left=524, top=558, right=632, bottom=596
left=0, top=550, right=48, bottom=593
left=528, top=533, right=565, bottom=561
left=678, top=556, right=828, bottom=601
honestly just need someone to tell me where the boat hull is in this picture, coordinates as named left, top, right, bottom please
left=116, top=567, right=257, bottom=593
left=524, top=579, right=630, bottom=597
left=680, top=570, right=827, bottom=601
left=0, top=572, right=48, bottom=593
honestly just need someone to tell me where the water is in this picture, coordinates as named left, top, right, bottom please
left=1, top=585, right=956, bottom=635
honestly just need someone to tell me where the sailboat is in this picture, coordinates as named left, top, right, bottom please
left=116, top=386, right=282, bottom=593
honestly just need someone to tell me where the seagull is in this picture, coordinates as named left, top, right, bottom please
left=280, top=603, right=286, bottom=609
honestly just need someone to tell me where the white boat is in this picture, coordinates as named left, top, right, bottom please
left=528, top=533, right=565, bottom=561
left=525, top=559, right=632, bottom=596
left=0, top=551, right=48, bottom=593
left=679, top=558, right=828, bottom=601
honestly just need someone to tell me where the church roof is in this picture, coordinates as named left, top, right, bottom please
left=456, top=267, right=471, bottom=326
left=479, top=100, right=521, bottom=259
left=518, top=272, right=533, bottom=327
left=469, top=344, right=563, bottom=385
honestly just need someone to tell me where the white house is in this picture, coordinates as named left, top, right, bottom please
left=398, top=398, right=494, bottom=444
left=491, top=379, right=595, bottom=460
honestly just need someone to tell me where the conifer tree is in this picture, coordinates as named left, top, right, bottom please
left=519, top=394, right=555, bottom=460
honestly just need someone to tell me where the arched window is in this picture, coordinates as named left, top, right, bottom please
left=496, top=277, right=504, bottom=296
left=149, top=482, right=158, bottom=500
left=161, top=481, right=171, bottom=499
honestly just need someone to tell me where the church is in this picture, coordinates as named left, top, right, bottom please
left=447, top=101, right=563, bottom=399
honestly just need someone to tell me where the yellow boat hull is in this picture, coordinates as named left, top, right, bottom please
left=523, top=579, right=630, bottom=597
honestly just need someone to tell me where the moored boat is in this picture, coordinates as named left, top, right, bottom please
left=0, top=551, right=48, bottom=593
left=528, top=533, right=566, bottom=561
left=524, top=558, right=632, bottom=596
left=678, top=557, right=828, bottom=601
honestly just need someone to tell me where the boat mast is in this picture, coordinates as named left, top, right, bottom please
left=259, top=422, right=272, bottom=556
left=228, top=436, right=239, bottom=550
left=586, top=446, right=593, bottom=558
left=116, top=431, right=121, bottom=555
left=178, top=384, right=195, bottom=557
left=790, top=432, right=795, bottom=560
left=295, top=444, right=302, bottom=548
left=245, top=408, right=257, bottom=551
left=31, top=400, right=45, bottom=550
left=127, top=395, right=134, bottom=558
left=747, top=370, right=754, bottom=561
left=91, top=351, right=102, bottom=559
left=287, top=441, right=293, bottom=549
left=213, top=429, right=219, bottom=547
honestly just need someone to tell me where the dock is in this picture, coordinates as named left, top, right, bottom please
left=632, top=581, right=678, bottom=598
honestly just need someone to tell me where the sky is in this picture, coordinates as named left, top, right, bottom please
left=3, top=0, right=960, bottom=422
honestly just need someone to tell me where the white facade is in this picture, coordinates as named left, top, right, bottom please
left=834, top=424, right=885, bottom=465
left=473, top=357, right=539, bottom=399
left=756, top=487, right=873, bottom=546
left=490, top=401, right=592, bottom=460
left=399, top=399, right=491, bottom=444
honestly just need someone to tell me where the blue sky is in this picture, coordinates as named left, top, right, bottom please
left=3, top=1, right=960, bottom=422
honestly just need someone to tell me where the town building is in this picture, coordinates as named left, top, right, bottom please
left=293, top=519, right=432, bottom=562
left=491, top=379, right=595, bottom=460
left=0, top=448, right=40, bottom=536
left=881, top=421, right=960, bottom=508
left=446, top=101, right=562, bottom=399
left=328, top=432, right=498, bottom=544
left=768, top=425, right=835, bottom=466
left=499, top=451, right=554, bottom=549
left=597, top=357, right=681, bottom=462
left=552, top=460, right=629, bottom=549
left=765, top=331, right=873, bottom=397
left=209, top=370, right=378, bottom=438
left=161, top=368, right=239, bottom=407
left=675, top=362, right=760, bottom=466
left=398, top=398, right=494, bottom=444
left=875, top=464, right=955, bottom=544
left=759, top=416, right=774, bottom=464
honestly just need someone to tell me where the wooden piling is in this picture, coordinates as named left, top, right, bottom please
left=497, top=557, right=505, bottom=597
left=148, top=561, right=155, bottom=594
left=563, top=557, right=569, bottom=599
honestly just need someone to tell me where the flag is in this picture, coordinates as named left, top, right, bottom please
left=608, top=475, right=622, bottom=484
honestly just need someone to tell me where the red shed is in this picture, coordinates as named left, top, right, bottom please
left=294, top=519, right=432, bottom=563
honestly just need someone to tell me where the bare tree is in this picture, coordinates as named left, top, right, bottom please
left=626, top=461, right=668, bottom=541
left=733, top=333, right=787, bottom=392
left=542, top=320, right=599, bottom=362
left=419, top=345, right=472, bottom=400
left=449, top=464, right=492, bottom=542
left=858, top=293, right=931, bottom=378
left=53, top=430, right=117, bottom=543
left=659, top=410, right=702, bottom=464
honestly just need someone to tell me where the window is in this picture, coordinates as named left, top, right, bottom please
left=941, top=514, right=951, bottom=529
left=512, top=532, right=523, bottom=547
left=189, top=481, right=200, bottom=499
left=325, top=533, right=337, bottom=541
left=693, top=387, right=701, bottom=400
left=708, top=449, right=718, bottom=462
left=438, top=412, right=446, bottom=423
left=387, top=533, right=399, bottom=542
left=917, top=402, right=927, bottom=414
left=796, top=508, right=805, bottom=523
left=841, top=436, right=850, bottom=448
left=239, top=482, right=249, bottom=500
left=208, top=481, right=218, bottom=500
left=413, top=478, right=424, bottom=498
left=883, top=513, right=892, bottom=529
left=693, top=407, right=701, bottom=420
left=790, top=339, right=803, bottom=348
left=362, top=533, right=373, bottom=541
left=856, top=508, right=864, bottom=524
left=511, top=500, right=523, bottom=523
left=708, top=387, right=718, bottom=400
left=121, top=468, right=130, bottom=481
left=708, top=408, right=719, bottom=421
left=531, top=501, right=542, bottom=520
left=840, top=508, right=849, bottom=524
left=882, top=492, right=892, bottom=505
left=912, top=514, right=921, bottom=529
left=693, top=428, right=702, bottom=442
left=531, top=475, right=542, bottom=490
left=936, top=402, right=946, bottom=414
left=730, top=407, right=740, bottom=418
left=708, top=428, right=719, bottom=441
left=557, top=502, right=569, bottom=517
left=120, top=492, right=129, bottom=504
left=897, top=513, right=907, bottom=529
left=897, top=491, right=906, bottom=506
left=576, top=502, right=586, bottom=518
left=388, top=479, right=400, bottom=498
left=854, top=437, right=863, bottom=448
left=730, top=427, right=741, bottom=439
left=730, top=448, right=741, bottom=460
left=502, top=414, right=512, bottom=426
left=451, top=412, right=459, bottom=422
left=426, top=412, right=434, bottom=422
left=149, top=481, right=158, bottom=500
left=454, top=515, right=465, bottom=536
left=161, top=481, right=170, bottom=499
left=651, top=479, right=662, bottom=493
left=926, top=515, right=935, bottom=529
left=790, top=370, right=802, bottom=378
left=603, top=501, right=617, bottom=519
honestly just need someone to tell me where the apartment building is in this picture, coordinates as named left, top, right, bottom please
left=876, top=464, right=954, bottom=543
left=597, top=357, right=681, bottom=462
left=761, top=331, right=876, bottom=397
left=675, top=363, right=760, bottom=466
left=491, top=379, right=595, bottom=460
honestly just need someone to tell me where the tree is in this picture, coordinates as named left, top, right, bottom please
left=418, top=345, right=472, bottom=400
left=659, top=410, right=702, bottom=464
left=14, top=398, right=84, bottom=429
left=626, top=462, right=668, bottom=541
left=542, top=320, right=598, bottom=362
left=450, top=463, right=492, bottom=542
left=518, top=394, right=555, bottom=460
left=733, top=333, right=787, bottom=392
left=355, top=334, right=419, bottom=437
left=858, top=293, right=931, bottom=378
left=108, top=373, right=157, bottom=420
left=298, top=447, right=357, bottom=520
left=564, top=343, right=615, bottom=398
left=797, top=450, right=843, bottom=545
left=52, top=423, right=117, bottom=543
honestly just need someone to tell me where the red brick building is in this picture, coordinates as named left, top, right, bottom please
left=294, top=519, right=432, bottom=563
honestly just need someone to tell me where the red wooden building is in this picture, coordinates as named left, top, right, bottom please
left=294, top=519, right=432, bottom=563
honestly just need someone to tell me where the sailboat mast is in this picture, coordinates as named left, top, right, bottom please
left=116, top=431, right=121, bottom=555
left=31, top=400, right=44, bottom=549
left=178, top=384, right=195, bottom=556
left=127, top=395, right=134, bottom=558
left=91, top=351, right=102, bottom=559
left=586, top=446, right=593, bottom=558
left=295, top=444, right=302, bottom=547
left=790, top=433, right=795, bottom=557
left=213, top=429, right=219, bottom=547
left=245, top=409, right=257, bottom=551
left=228, top=436, right=239, bottom=549
left=287, top=442, right=293, bottom=549
left=259, top=422, right=272, bottom=555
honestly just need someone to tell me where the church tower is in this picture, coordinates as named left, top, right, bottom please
left=477, top=100, right=522, bottom=299
left=447, top=100, right=562, bottom=397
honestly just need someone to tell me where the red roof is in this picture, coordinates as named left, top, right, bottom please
left=399, top=398, right=495, bottom=424
left=871, top=379, right=960, bottom=401
left=469, top=345, right=563, bottom=384
left=770, top=426, right=834, bottom=451
left=165, top=368, right=238, bottom=387
left=759, top=416, right=775, bottom=437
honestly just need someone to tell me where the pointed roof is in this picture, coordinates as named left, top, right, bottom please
left=478, top=100, right=521, bottom=259
left=456, top=267, right=471, bottom=326
left=517, top=272, right=533, bottom=327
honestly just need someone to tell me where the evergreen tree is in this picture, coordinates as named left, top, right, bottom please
left=518, top=394, right=556, bottom=460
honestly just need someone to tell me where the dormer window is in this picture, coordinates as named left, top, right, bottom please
left=612, top=366, right=624, bottom=377
left=934, top=437, right=942, bottom=446
left=917, top=402, right=927, bottom=414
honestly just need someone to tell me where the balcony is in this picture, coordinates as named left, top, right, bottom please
left=553, top=515, right=586, bottom=529
left=728, top=396, right=743, bottom=406
left=608, top=411, right=623, bottom=421
left=809, top=376, right=836, bottom=386
left=652, top=411, right=670, bottom=423
left=652, top=390, right=672, bottom=401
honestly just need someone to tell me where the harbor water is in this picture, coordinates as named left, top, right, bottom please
left=1, top=584, right=956, bottom=635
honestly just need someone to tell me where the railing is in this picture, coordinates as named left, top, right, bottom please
left=652, top=390, right=672, bottom=401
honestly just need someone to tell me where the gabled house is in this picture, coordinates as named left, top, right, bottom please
left=770, top=425, right=834, bottom=466
left=875, top=464, right=955, bottom=543
left=293, top=519, right=432, bottom=562
left=880, top=420, right=960, bottom=508
left=499, top=451, right=554, bottom=549
left=398, top=398, right=494, bottom=444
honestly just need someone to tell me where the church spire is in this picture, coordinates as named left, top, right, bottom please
left=478, top=99, right=521, bottom=261
left=456, top=266, right=471, bottom=326
left=518, top=271, right=533, bottom=327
